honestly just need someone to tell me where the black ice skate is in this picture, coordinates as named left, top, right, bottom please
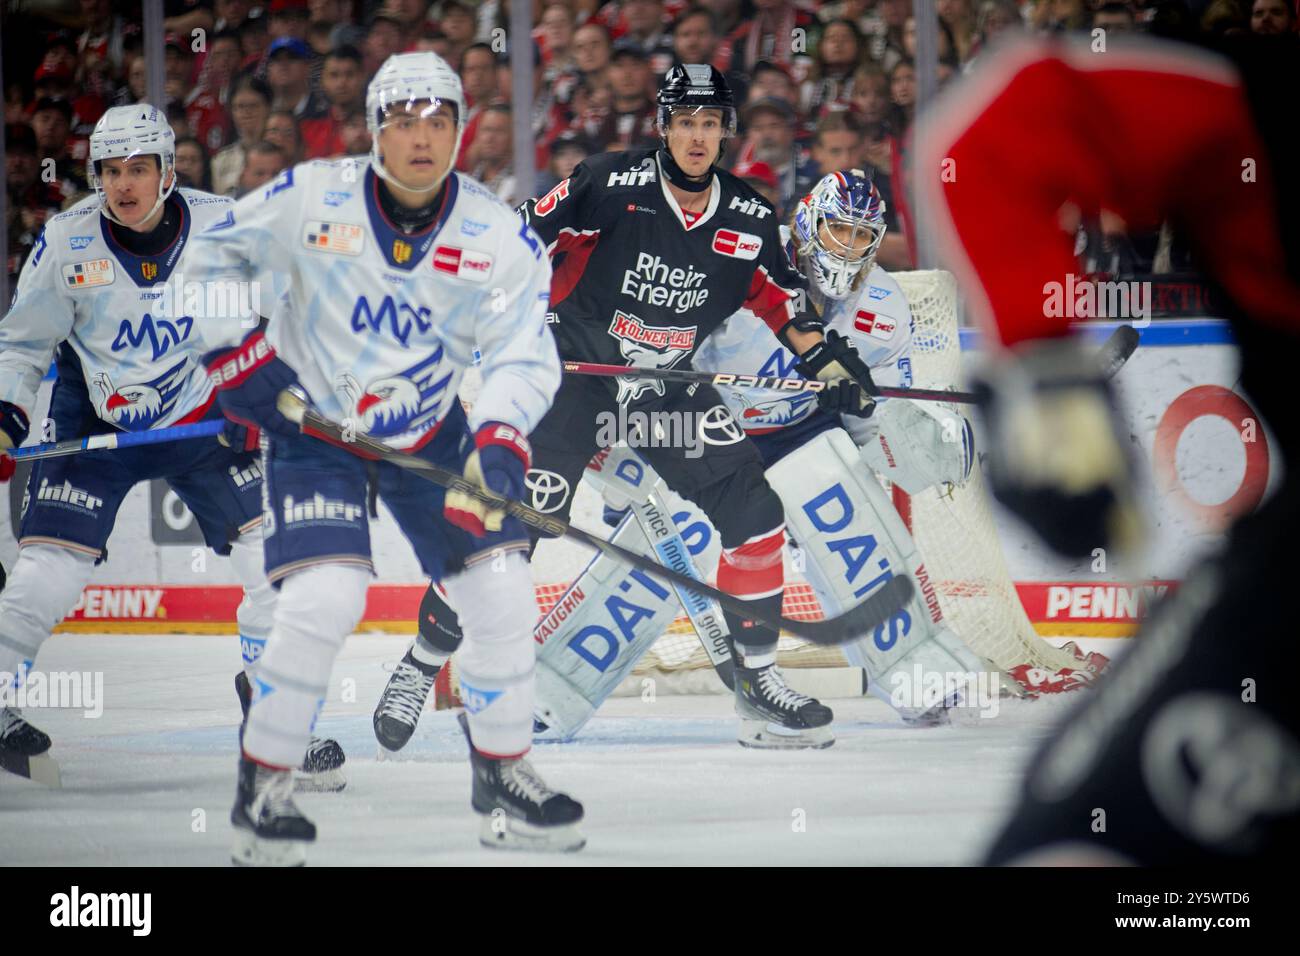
left=734, top=664, right=835, bottom=749
left=235, top=671, right=346, bottom=792
left=373, top=648, right=439, bottom=755
left=0, top=706, right=60, bottom=786
left=230, top=756, right=316, bottom=867
left=457, top=713, right=585, bottom=852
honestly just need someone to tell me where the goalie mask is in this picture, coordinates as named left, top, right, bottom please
left=88, top=105, right=176, bottom=227
left=792, top=170, right=887, bottom=300
left=367, top=51, right=465, bottom=194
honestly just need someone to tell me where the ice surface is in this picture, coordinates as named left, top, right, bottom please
left=1, top=633, right=1092, bottom=866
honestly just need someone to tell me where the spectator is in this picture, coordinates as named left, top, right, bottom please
left=937, top=0, right=978, bottom=62
left=1201, top=0, right=1249, bottom=34
left=1093, top=2, right=1138, bottom=33
left=739, top=96, right=804, bottom=211
left=269, top=0, right=313, bottom=42
left=77, top=1, right=130, bottom=103
left=903, top=15, right=959, bottom=64
left=871, top=0, right=911, bottom=69
left=820, top=0, right=876, bottom=35
left=968, top=0, right=1025, bottom=64
left=806, top=110, right=865, bottom=183
left=196, top=29, right=244, bottom=108
left=237, top=140, right=289, bottom=197
left=215, top=0, right=256, bottom=31
left=265, top=110, right=304, bottom=166
left=621, top=0, right=679, bottom=75
left=537, top=129, right=593, bottom=194
left=6, top=122, right=66, bottom=284
left=803, top=19, right=865, bottom=119
left=266, top=37, right=329, bottom=118
left=439, top=1, right=479, bottom=66
left=850, top=63, right=895, bottom=170
left=889, top=57, right=916, bottom=130
left=731, top=158, right=782, bottom=217
left=1250, top=0, right=1295, bottom=32
left=364, top=13, right=408, bottom=76
left=596, top=41, right=660, bottom=150
left=239, top=12, right=273, bottom=71
left=574, top=21, right=614, bottom=84
left=213, top=75, right=272, bottom=195
left=165, top=0, right=215, bottom=37
left=116, top=55, right=150, bottom=107
left=455, top=43, right=501, bottom=170
left=672, top=6, right=721, bottom=67
left=174, top=135, right=214, bottom=191
left=539, top=3, right=579, bottom=72
left=167, top=101, right=194, bottom=140
left=468, top=103, right=519, bottom=204
left=29, top=98, right=89, bottom=194
left=731, top=0, right=819, bottom=77
left=301, top=45, right=366, bottom=159
left=339, top=111, right=372, bottom=156
left=746, top=59, right=800, bottom=109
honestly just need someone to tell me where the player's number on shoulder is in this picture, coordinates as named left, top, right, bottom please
left=518, top=221, right=542, bottom=261
left=533, top=178, right=571, bottom=218
left=263, top=168, right=294, bottom=201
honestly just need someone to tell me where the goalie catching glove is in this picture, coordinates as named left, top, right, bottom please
left=444, top=424, right=530, bottom=537
left=205, top=331, right=302, bottom=440
left=795, top=328, right=878, bottom=418
left=972, top=337, right=1141, bottom=559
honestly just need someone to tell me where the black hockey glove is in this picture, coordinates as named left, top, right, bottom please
left=795, top=329, right=878, bottom=418
left=971, top=338, right=1141, bottom=559
left=205, top=332, right=302, bottom=440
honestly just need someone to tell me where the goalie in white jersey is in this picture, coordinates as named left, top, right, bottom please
left=0, top=106, right=344, bottom=789
left=191, top=52, right=583, bottom=864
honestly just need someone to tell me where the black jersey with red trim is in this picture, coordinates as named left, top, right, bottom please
left=519, top=148, right=807, bottom=396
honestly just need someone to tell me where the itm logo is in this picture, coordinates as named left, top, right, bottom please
left=729, top=195, right=771, bottom=219
left=49, top=886, right=151, bottom=936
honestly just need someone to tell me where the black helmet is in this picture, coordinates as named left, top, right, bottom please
left=656, top=64, right=738, bottom=142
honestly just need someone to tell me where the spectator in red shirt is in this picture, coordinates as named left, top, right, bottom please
left=731, top=158, right=782, bottom=216
left=301, top=45, right=365, bottom=160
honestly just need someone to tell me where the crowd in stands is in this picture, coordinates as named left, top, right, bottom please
left=5, top=0, right=1298, bottom=289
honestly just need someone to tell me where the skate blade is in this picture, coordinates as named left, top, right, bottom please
left=737, top=720, right=835, bottom=750
left=478, top=815, right=586, bottom=853
left=0, top=749, right=62, bottom=788
left=231, top=829, right=308, bottom=867
left=293, top=767, right=347, bottom=793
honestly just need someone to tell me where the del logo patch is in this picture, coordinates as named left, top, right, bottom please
left=63, top=258, right=115, bottom=288
left=854, top=309, right=896, bottom=340
left=712, top=228, right=762, bottom=260
left=303, top=221, right=365, bottom=255
left=431, top=245, right=494, bottom=281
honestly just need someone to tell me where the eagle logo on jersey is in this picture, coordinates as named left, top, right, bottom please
left=606, top=310, right=697, bottom=403
left=91, top=359, right=188, bottom=431
left=141, top=262, right=158, bottom=281
left=335, top=348, right=455, bottom=439
left=735, top=392, right=818, bottom=430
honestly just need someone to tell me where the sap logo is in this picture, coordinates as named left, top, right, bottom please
left=110, top=313, right=193, bottom=361
left=567, top=569, right=671, bottom=671
left=868, top=286, right=891, bottom=300
left=458, top=678, right=504, bottom=715
left=802, top=482, right=912, bottom=651
left=323, top=191, right=351, bottom=207
left=460, top=218, right=490, bottom=237
left=728, top=195, right=772, bottom=219
left=350, top=295, right=433, bottom=347
left=607, top=161, right=656, bottom=188
left=69, top=236, right=94, bottom=250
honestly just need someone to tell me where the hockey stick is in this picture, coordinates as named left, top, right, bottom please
left=275, top=391, right=913, bottom=645
left=560, top=324, right=1141, bottom=405
left=6, top=420, right=225, bottom=463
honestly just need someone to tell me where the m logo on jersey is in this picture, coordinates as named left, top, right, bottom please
left=854, top=310, right=895, bottom=340
left=606, top=310, right=697, bottom=403
left=431, top=245, right=494, bottom=282
left=393, top=239, right=412, bottom=264
left=63, top=258, right=115, bottom=288
left=350, top=295, right=433, bottom=347
left=111, top=313, right=194, bottom=361
left=712, top=229, right=762, bottom=260
left=335, top=348, right=454, bottom=439
left=303, top=220, right=365, bottom=255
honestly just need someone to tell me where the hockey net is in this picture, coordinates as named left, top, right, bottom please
left=467, top=269, right=1081, bottom=678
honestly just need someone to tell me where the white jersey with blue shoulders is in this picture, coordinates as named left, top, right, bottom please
left=187, top=158, right=559, bottom=448
left=0, top=188, right=235, bottom=431
left=695, top=261, right=913, bottom=444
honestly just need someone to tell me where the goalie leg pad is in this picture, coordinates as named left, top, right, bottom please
left=443, top=553, right=538, bottom=757
left=854, top=399, right=974, bottom=495
left=767, top=429, right=994, bottom=721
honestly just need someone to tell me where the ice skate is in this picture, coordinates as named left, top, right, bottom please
left=0, top=707, right=60, bottom=786
left=236, top=671, right=346, bottom=792
left=734, top=664, right=835, bottom=749
left=230, top=757, right=316, bottom=867
left=373, top=647, right=439, bottom=755
left=458, top=713, right=585, bottom=852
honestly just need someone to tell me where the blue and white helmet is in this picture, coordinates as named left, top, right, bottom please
left=792, top=169, right=886, bottom=300
left=366, top=51, right=465, bottom=194
left=88, top=105, right=177, bottom=226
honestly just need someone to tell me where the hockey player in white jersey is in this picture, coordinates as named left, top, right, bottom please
left=0, top=106, right=344, bottom=789
left=191, top=52, right=583, bottom=864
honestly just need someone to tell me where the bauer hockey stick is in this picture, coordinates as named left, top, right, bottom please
left=5, top=420, right=225, bottom=462
left=561, top=324, right=1141, bottom=405
left=275, top=391, right=913, bottom=645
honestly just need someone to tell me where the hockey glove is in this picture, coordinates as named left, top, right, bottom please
left=218, top=420, right=261, bottom=452
left=205, top=332, right=302, bottom=440
left=444, top=423, right=530, bottom=537
left=0, top=401, right=30, bottom=482
left=971, top=338, right=1141, bottom=559
left=795, top=329, right=878, bottom=418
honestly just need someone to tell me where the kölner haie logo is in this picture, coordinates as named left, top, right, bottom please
left=49, top=886, right=151, bottom=936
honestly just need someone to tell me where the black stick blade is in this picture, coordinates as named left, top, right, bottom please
left=1098, top=324, right=1140, bottom=379
left=792, top=575, right=915, bottom=646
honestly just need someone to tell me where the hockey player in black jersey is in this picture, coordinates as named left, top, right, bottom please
left=374, top=65, right=879, bottom=750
